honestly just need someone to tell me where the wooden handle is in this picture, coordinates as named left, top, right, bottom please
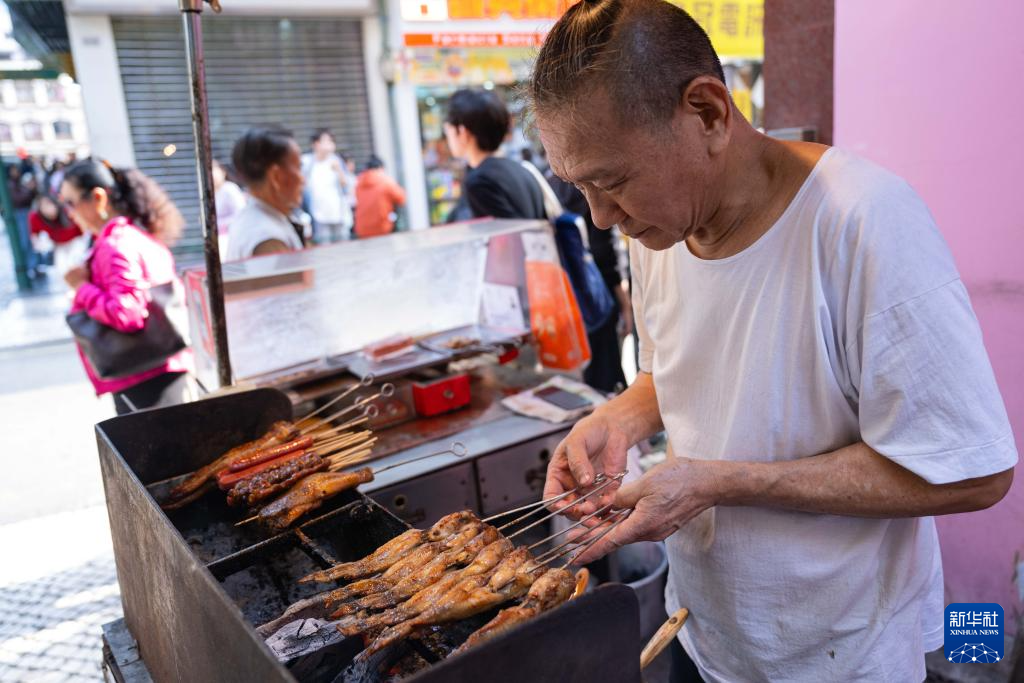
left=640, top=608, right=689, bottom=670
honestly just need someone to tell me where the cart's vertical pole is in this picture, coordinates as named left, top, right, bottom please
left=179, top=0, right=232, bottom=388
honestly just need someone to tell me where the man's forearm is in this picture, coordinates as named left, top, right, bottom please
left=714, top=441, right=1013, bottom=517
left=594, top=371, right=664, bottom=446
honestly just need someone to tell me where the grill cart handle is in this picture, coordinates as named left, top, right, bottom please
left=640, top=607, right=690, bottom=670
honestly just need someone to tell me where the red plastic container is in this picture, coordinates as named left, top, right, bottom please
left=412, top=372, right=471, bottom=417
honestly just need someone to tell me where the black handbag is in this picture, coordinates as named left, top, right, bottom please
left=66, top=280, right=188, bottom=380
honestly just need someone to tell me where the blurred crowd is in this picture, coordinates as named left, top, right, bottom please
left=217, top=127, right=407, bottom=261
left=5, top=152, right=87, bottom=282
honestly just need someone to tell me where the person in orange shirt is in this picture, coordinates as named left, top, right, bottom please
left=354, top=156, right=406, bottom=238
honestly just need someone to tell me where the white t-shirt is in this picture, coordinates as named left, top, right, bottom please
left=631, top=148, right=1017, bottom=683
left=306, top=156, right=352, bottom=226
left=215, top=180, right=246, bottom=235
left=224, top=198, right=303, bottom=262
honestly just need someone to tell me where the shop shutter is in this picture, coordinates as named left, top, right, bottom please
left=112, top=16, right=373, bottom=263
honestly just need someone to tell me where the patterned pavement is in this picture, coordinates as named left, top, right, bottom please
left=0, top=507, right=122, bottom=683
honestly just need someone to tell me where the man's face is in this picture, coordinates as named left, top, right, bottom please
left=539, top=90, right=722, bottom=251
left=269, top=142, right=305, bottom=209
left=313, top=133, right=336, bottom=156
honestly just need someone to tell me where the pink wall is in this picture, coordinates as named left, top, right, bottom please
left=835, top=1, right=1024, bottom=628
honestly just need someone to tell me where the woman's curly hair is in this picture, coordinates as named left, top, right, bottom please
left=63, top=159, right=185, bottom=246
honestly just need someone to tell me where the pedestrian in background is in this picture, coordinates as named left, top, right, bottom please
left=7, top=165, right=40, bottom=279
left=443, top=89, right=545, bottom=220
left=354, top=155, right=405, bottom=238
left=301, top=128, right=354, bottom=243
left=58, top=159, right=192, bottom=414
left=226, top=126, right=306, bottom=261
left=212, top=159, right=246, bottom=258
left=28, top=192, right=85, bottom=278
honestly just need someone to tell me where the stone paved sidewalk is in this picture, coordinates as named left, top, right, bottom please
left=0, top=507, right=122, bottom=683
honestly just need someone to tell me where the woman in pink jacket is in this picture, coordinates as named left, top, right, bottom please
left=58, top=159, right=193, bottom=414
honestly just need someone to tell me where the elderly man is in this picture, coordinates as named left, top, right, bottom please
left=534, top=1, right=1016, bottom=681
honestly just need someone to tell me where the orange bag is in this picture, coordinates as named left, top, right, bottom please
left=525, top=260, right=591, bottom=371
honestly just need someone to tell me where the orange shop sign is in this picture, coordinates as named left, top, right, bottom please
left=404, top=32, right=547, bottom=48
left=400, top=0, right=570, bottom=21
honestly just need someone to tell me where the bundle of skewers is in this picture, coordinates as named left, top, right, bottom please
left=257, top=472, right=630, bottom=665
left=161, top=378, right=411, bottom=531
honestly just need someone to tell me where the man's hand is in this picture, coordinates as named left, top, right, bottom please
left=64, top=265, right=89, bottom=290
left=544, top=411, right=632, bottom=518
left=568, top=457, right=722, bottom=565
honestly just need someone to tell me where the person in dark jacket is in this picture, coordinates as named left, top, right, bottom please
left=444, top=89, right=545, bottom=220
left=546, top=170, right=631, bottom=393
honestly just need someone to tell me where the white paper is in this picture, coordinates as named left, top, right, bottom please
left=480, top=283, right=525, bottom=331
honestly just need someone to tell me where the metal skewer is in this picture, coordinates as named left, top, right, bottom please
left=372, top=442, right=468, bottom=475
left=300, top=387, right=392, bottom=435
left=480, top=470, right=626, bottom=524
left=536, top=509, right=629, bottom=566
left=531, top=502, right=616, bottom=558
left=503, top=475, right=623, bottom=537
left=296, top=374, right=375, bottom=424
left=563, top=510, right=631, bottom=566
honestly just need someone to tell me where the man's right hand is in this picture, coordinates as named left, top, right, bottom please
left=544, top=411, right=633, bottom=519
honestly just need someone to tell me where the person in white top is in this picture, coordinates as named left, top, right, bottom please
left=532, top=2, right=1016, bottom=682
left=225, top=126, right=306, bottom=262
left=301, top=128, right=354, bottom=244
left=212, top=159, right=246, bottom=258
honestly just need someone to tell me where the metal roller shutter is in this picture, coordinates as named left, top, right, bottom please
left=112, top=16, right=374, bottom=262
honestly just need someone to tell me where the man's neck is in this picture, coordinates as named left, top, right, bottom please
left=251, top=188, right=291, bottom=218
left=314, top=150, right=330, bottom=162
left=688, top=131, right=823, bottom=260
left=466, top=145, right=493, bottom=170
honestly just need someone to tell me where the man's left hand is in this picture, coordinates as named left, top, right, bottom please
left=569, top=457, right=722, bottom=565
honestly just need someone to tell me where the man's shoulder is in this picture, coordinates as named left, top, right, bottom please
left=809, top=149, right=947, bottom=263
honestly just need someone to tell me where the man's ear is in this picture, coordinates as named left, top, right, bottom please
left=679, top=76, right=733, bottom=155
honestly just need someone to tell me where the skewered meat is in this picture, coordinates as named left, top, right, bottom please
left=258, top=469, right=374, bottom=532
left=322, top=519, right=486, bottom=606
left=227, top=436, right=314, bottom=472
left=453, top=568, right=576, bottom=654
left=257, top=515, right=477, bottom=637
left=333, top=525, right=498, bottom=617
left=356, top=560, right=547, bottom=660
left=164, top=420, right=296, bottom=504
left=160, top=480, right=215, bottom=511
left=299, top=511, right=477, bottom=584
left=337, top=544, right=529, bottom=636
left=219, top=448, right=317, bottom=490
left=226, top=452, right=328, bottom=507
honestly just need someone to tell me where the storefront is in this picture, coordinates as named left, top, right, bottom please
left=387, top=0, right=764, bottom=228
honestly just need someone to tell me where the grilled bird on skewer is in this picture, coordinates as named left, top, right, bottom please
left=256, top=513, right=478, bottom=637
left=163, top=420, right=298, bottom=508
left=300, top=510, right=477, bottom=584
left=332, top=524, right=497, bottom=617
left=257, top=469, right=375, bottom=532
left=453, top=568, right=577, bottom=654
left=336, top=546, right=531, bottom=636
left=356, top=559, right=549, bottom=660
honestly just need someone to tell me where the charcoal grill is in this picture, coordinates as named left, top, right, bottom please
left=96, top=388, right=644, bottom=682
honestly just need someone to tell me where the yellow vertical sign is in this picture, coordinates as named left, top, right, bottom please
left=668, top=0, right=763, bottom=59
